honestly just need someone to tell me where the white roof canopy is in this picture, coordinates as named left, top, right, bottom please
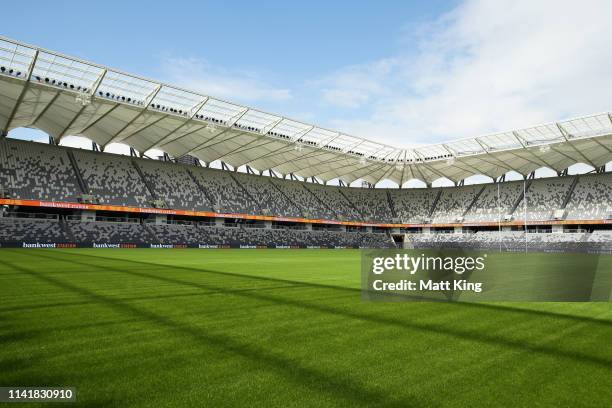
left=1, top=35, right=611, bottom=185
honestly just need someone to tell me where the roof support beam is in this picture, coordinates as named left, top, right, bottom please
left=152, top=123, right=208, bottom=150
left=288, top=154, right=354, bottom=176
left=591, top=137, right=612, bottom=154
left=140, top=97, right=211, bottom=152
left=321, top=152, right=393, bottom=180
left=77, top=103, right=121, bottom=137
left=473, top=138, right=518, bottom=173
left=511, top=131, right=557, bottom=169
left=57, top=69, right=107, bottom=144
left=101, top=84, right=163, bottom=148
left=176, top=127, right=235, bottom=157
left=104, top=113, right=168, bottom=149
left=180, top=109, right=250, bottom=156
left=452, top=158, right=493, bottom=178
left=371, top=163, right=396, bottom=185
left=251, top=131, right=340, bottom=170
left=57, top=104, right=88, bottom=142
left=371, top=151, right=404, bottom=184
left=440, top=144, right=489, bottom=176
left=205, top=123, right=292, bottom=165
left=413, top=151, right=455, bottom=183
left=210, top=137, right=277, bottom=164
left=90, top=69, right=108, bottom=95
left=409, top=162, right=427, bottom=185
left=56, top=70, right=108, bottom=143
left=504, top=150, right=547, bottom=170
left=398, top=150, right=407, bottom=188
left=330, top=155, right=391, bottom=183
left=549, top=145, right=594, bottom=168
left=29, top=91, right=61, bottom=131
left=247, top=129, right=340, bottom=170
left=2, top=50, right=39, bottom=134
left=244, top=126, right=317, bottom=167
left=228, top=140, right=286, bottom=168
left=185, top=129, right=245, bottom=156
left=262, top=117, right=284, bottom=135
left=556, top=123, right=598, bottom=168
left=142, top=124, right=207, bottom=154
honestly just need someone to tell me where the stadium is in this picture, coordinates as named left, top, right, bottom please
left=1, top=21, right=611, bottom=408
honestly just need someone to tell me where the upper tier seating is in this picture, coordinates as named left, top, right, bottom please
left=523, top=177, right=572, bottom=221
left=431, top=185, right=482, bottom=223
left=136, top=159, right=211, bottom=211
left=302, top=184, right=362, bottom=221
left=232, top=172, right=302, bottom=218
left=73, top=150, right=152, bottom=207
left=389, top=188, right=438, bottom=223
left=189, top=167, right=259, bottom=214
left=464, top=182, right=523, bottom=222
left=341, top=188, right=392, bottom=222
left=0, top=139, right=80, bottom=201
left=269, top=178, right=336, bottom=220
left=565, top=173, right=612, bottom=220
left=0, top=139, right=610, bottom=224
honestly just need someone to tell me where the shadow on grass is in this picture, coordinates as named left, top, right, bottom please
left=29, top=249, right=612, bottom=327
left=0, top=284, right=304, bottom=314
left=0, top=365, right=120, bottom=408
left=4, top=260, right=425, bottom=408
left=19, top=250, right=612, bottom=371
left=0, top=317, right=144, bottom=348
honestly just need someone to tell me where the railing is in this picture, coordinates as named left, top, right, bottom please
left=243, top=224, right=266, bottom=229
left=1, top=212, right=59, bottom=220
left=272, top=224, right=307, bottom=230
left=66, top=215, right=140, bottom=223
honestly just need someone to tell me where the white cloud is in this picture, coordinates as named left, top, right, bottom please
left=316, top=59, right=398, bottom=108
left=315, top=0, right=612, bottom=146
left=161, top=57, right=291, bottom=104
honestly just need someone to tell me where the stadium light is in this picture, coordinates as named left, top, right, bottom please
left=539, top=145, right=551, bottom=153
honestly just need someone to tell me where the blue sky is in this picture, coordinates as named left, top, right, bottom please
left=3, top=0, right=611, bottom=185
left=2, top=1, right=452, bottom=129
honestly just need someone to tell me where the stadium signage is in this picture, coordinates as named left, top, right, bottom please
left=93, top=243, right=121, bottom=248
left=22, top=242, right=58, bottom=248
left=150, top=244, right=185, bottom=248
left=1, top=198, right=609, bottom=228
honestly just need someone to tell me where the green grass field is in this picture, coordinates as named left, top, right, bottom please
left=1, top=249, right=611, bottom=407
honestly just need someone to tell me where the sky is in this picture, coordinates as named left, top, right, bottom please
left=3, top=0, right=611, bottom=186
